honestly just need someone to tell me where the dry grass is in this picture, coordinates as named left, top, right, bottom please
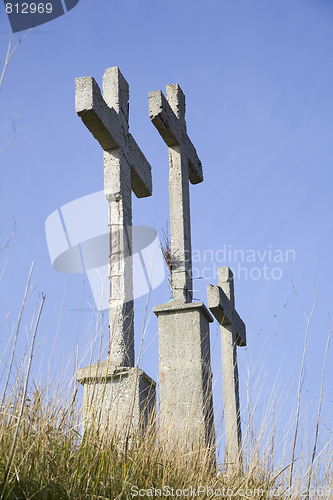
left=1, top=379, right=331, bottom=499
left=0, top=265, right=332, bottom=499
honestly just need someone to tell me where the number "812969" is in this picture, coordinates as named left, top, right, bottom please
left=6, top=3, right=53, bottom=14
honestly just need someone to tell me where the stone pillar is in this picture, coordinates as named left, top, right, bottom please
left=154, top=302, right=215, bottom=456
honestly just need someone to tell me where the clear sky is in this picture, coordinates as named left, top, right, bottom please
left=0, top=0, right=332, bottom=463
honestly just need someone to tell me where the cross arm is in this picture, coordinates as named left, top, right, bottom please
left=149, top=89, right=203, bottom=185
left=149, top=90, right=182, bottom=147
left=75, top=76, right=123, bottom=151
left=127, top=134, right=152, bottom=198
left=207, top=284, right=246, bottom=347
left=187, top=138, right=203, bottom=184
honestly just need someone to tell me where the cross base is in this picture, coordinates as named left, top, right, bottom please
left=76, top=362, right=156, bottom=444
left=154, top=301, right=216, bottom=463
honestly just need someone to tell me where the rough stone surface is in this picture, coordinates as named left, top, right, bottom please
left=207, top=266, right=246, bottom=473
left=154, top=301, right=215, bottom=455
left=149, top=84, right=203, bottom=303
left=76, top=67, right=152, bottom=367
left=77, top=362, right=156, bottom=439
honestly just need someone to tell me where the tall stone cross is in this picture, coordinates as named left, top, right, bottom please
left=75, top=67, right=152, bottom=367
left=151, top=83, right=215, bottom=459
left=207, top=266, right=246, bottom=472
left=149, top=84, right=203, bottom=302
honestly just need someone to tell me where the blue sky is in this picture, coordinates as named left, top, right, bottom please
left=1, top=0, right=333, bottom=462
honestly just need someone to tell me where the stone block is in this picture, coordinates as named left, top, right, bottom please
left=77, top=362, right=156, bottom=439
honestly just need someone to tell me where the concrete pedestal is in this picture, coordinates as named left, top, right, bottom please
left=77, top=360, right=156, bottom=440
left=154, top=301, right=215, bottom=455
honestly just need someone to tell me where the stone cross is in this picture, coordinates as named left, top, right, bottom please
left=152, top=83, right=215, bottom=461
left=207, top=266, right=246, bottom=472
left=75, top=67, right=152, bottom=367
left=149, top=84, right=203, bottom=303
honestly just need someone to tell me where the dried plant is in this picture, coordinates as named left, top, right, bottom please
left=0, top=29, right=33, bottom=156
left=160, top=228, right=172, bottom=275
left=160, top=228, right=173, bottom=297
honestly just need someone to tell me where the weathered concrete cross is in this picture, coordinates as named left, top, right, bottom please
left=75, top=67, right=152, bottom=367
left=207, top=266, right=246, bottom=472
left=149, top=84, right=203, bottom=302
